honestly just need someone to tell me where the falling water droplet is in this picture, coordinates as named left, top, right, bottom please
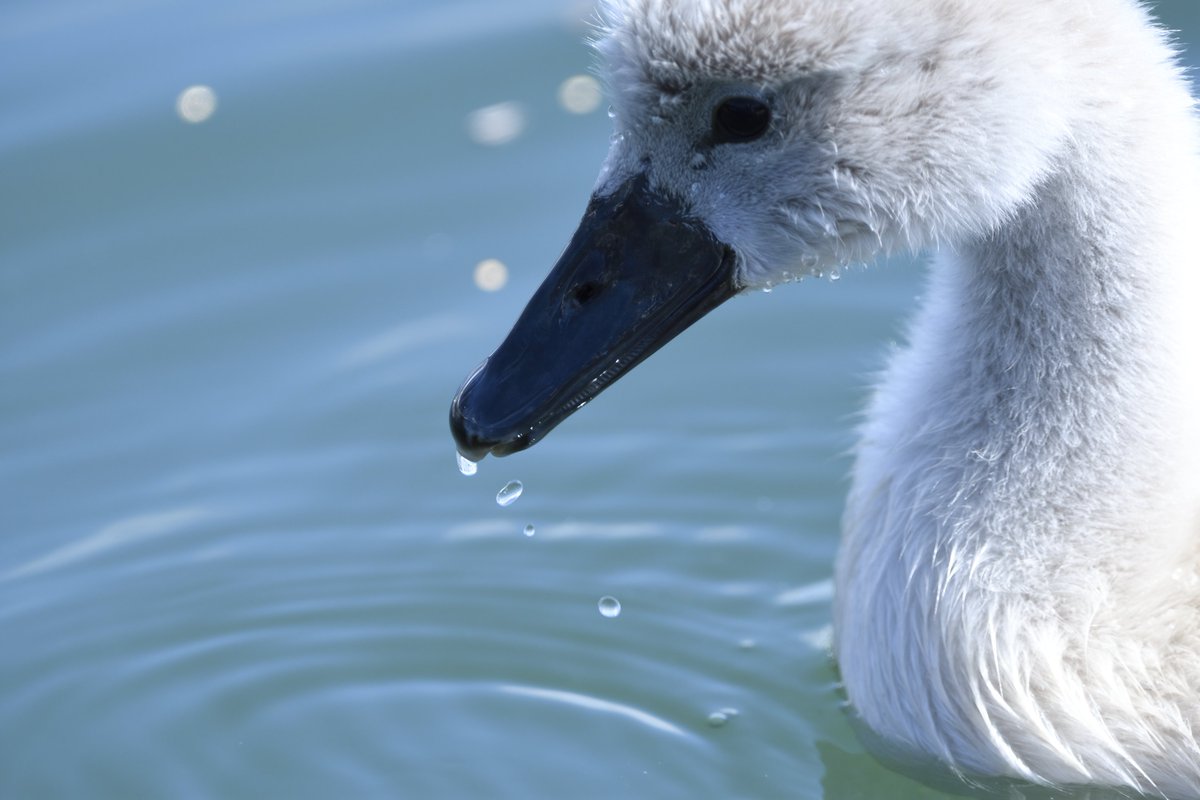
left=829, top=268, right=842, bottom=282
left=523, top=524, right=536, bottom=537
left=607, top=104, right=616, bottom=118
left=598, top=596, right=621, bottom=618
left=496, top=480, right=524, bottom=506
left=456, top=452, right=478, bottom=476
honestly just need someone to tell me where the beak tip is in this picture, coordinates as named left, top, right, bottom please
left=449, top=388, right=496, bottom=463
left=448, top=173, right=737, bottom=460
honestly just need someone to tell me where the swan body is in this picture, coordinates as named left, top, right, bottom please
left=451, top=0, right=1200, bottom=794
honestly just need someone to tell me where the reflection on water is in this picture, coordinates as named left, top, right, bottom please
left=557, top=74, right=603, bottom=114
left=467, top=101, right=528, bottom=146
left=176, top=85, right=218, bottom=124
left=473, top=257, right=509, bottom=291
left=2, top=0, right=1197, bottom=797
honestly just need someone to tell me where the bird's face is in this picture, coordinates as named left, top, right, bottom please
left=451, top=0, right=1071, bottom=461
left=594, top=73, right=861, bottom=289
left=592, top=0, right=1073, bottom=288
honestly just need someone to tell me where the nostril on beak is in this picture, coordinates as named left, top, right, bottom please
left=571, top=281, right=603, bottom=306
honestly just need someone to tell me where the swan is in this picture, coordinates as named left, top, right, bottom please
left=449, top=0, right=1200, bottom=794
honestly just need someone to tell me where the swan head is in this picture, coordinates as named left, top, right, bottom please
left=451, top=0, right=1071, bottom=460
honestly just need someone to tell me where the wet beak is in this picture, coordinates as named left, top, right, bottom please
left=449, top=173, right=738, bottom=461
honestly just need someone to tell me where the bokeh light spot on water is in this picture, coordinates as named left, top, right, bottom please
left=598, top=596, right=621, bottom=618
left=176, top=85, right=217, bottom=123
left=523, top=524, right=536, bottom=537
left=496, top=480, right=523, bottom=507
left=473, top=259, right=508, bottom=292
left=557, top=75, right=602, bottom=114
left=467, top=101, right=525, bottom=145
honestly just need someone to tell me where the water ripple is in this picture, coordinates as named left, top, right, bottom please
left=500, top=684, right=696, bottom=740
left=2, top=507, right=208, bottom=582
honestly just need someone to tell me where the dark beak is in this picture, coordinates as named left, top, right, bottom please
left=449, top=173, right=738, bottom=461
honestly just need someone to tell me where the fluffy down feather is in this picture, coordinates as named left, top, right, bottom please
left=593, top=0, right=1200, bottom=795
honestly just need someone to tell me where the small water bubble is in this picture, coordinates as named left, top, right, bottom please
left=607, top=104, right=616, bottom=119
left=496, top=480, right=523, bottom=506
left=524, top=523, right=536, bottom=537
left=689, top=182, right=700, bottom=195
left=456, top=452, right=478, bottom=476
left=828, top=268, right=842, bottom=282
left=598, top=596, right=621, bottom=618
left=707, top=708, right=740, bottom=727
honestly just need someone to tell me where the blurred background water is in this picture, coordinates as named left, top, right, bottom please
left=1, top=1, right=1196, bottom=798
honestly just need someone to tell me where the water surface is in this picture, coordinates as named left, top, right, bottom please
left=3, top=1, right=1197, bottom=797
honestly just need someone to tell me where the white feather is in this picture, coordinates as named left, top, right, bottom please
left=594, top=0, right=1200, bottom=795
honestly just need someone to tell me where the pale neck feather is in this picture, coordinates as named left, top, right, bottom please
left=835, top=65, right=1200, bottom=793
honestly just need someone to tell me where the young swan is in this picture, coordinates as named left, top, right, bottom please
left=451, top=0, right=1200, bottom=794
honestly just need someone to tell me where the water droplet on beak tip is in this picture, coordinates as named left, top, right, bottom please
left=456, top=452, right=478, bottom=476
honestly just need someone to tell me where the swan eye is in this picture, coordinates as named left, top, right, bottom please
left=712, top=96, right=771, bottom=143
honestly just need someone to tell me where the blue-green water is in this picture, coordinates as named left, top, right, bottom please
left=2, top=2, right=1196, bottom=797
